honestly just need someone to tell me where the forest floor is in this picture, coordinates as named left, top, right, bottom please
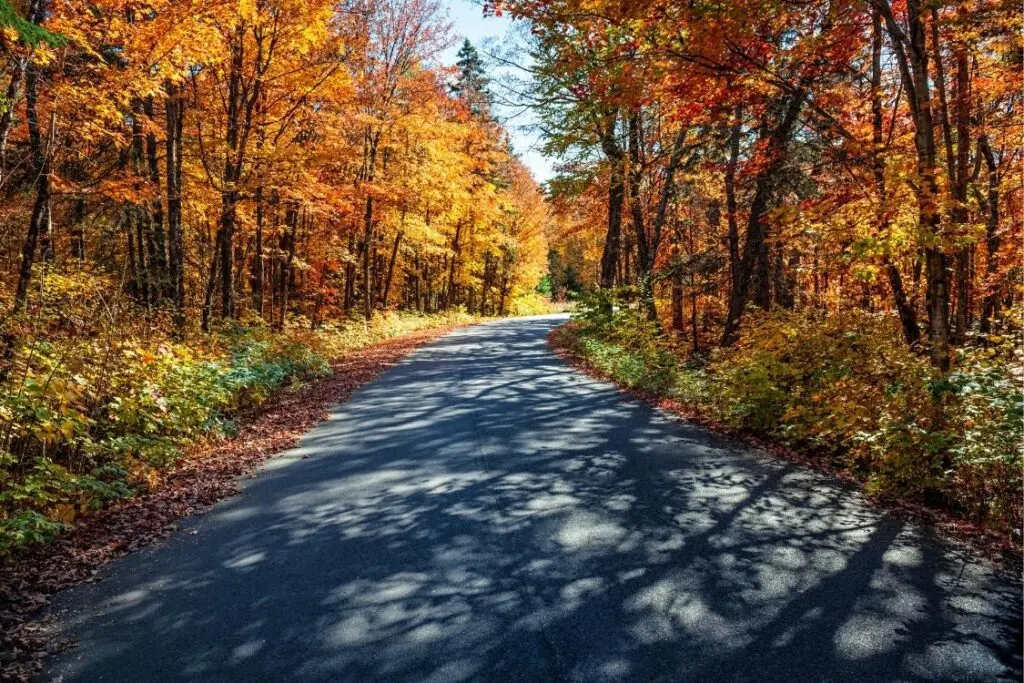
left=0, top=321, right=469, bottom=682
left=31, top=316, right=1024, bottom=682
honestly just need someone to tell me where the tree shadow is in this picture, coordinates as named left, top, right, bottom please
left=44, top=316, right=1022, bottom=682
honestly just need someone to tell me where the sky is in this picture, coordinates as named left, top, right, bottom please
left=439, top=0, right=554, bottom=184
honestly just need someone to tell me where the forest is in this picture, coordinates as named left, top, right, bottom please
left=0, top=0, right=1021, bottom=678
left=0, top=0, right=1020, bottom=563
left=0, top=0, right=549, bottom=554
left=498, top=0, right=1022, bottom=538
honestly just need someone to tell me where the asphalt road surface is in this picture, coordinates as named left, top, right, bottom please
left=46, top=315, right=1022, bottom=682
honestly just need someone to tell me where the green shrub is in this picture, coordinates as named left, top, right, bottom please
left=0, top=511, right=66, bottom=557
left=572, top=290, right=679, bottom=394
left=945, top=334, right=1023, bottom=526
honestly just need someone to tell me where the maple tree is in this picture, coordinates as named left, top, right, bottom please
left=497, top=0, right=1020, bottom=364
left=0, top=0, right=548, bottom=334
left=0, top=0, right=552, bottom=558
left=495, top=0, right=1021, bottom=531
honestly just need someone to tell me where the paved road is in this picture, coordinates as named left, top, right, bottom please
left=47, top=316, right=1021, bottom=682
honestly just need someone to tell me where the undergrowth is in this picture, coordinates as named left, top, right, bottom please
left=0, top=270, right=476, bottom=555
left=560, top=289, right=1023, bottom=539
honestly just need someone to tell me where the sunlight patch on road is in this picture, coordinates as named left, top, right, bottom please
left=223, top=551, right=266, bottom=570
left=557, top=510, right=628, bottom=551
left=833, top=613, right=901, bottom=660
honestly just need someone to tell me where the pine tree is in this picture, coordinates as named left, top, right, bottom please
left=453, top=39, right=491, bottom=120
left=0, top=0, right=63, bottom=47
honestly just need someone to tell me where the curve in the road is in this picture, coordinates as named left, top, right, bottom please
left=46, top=315, right=1022, bottom=682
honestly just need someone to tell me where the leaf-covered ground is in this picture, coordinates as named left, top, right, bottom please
left=0, top=323, right=464, bottom=682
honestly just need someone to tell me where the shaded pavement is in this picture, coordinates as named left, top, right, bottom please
left=45, top=315, right=1022, bottom=681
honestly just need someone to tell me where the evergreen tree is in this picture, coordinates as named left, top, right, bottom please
left=452, top=39, right=491, bottom=120
left=0, top=0, right=63, bottom=47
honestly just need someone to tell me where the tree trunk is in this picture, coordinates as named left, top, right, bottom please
left=344, top=232, right=355, bottom=315
left=129, top=101, right=158, bottom=306
left=382, top=231, right=403, bottom=309
left=219, top=25, right=246, bottom=321
left=872, top=8, right=921, bottom=347
left=498, top=256, right=512, bottom=316
left=978, top=135, right=1000, bottom=332
left=423, top=257, right=432, bottom=312
left=217, top=199, right=236, bottom=319
left=722, top=92, right=805, bottom=345
left=135, top=206, right=155, bottom=306
left=670, top=215, right=689, bottom=335
left=628, top=112, right=648, bottom=276
left=773, top=245, right=795, bottom=309
left=143, top=96, right=168, bottom=299
left=879, top=0, right=951, bottom=369
left=671, top=252, right=684, bottom=333
left=165, top=79, right=185, bottom=331
left=360, top=129, right=380, bottom=319
left=951, top=46, right=972, bottom=343
left=929, top=7, right=970, bottom=345
left=125, top=211, right=140, bottom=299
left=598, top=112, right=624, bottom=289
left=277, top=204, right=299, bottom=330
left=69, top=198, right=86, bottom=260
left=635, top=115, right=691, bottom=323
left=446, top=221, right=464, bottom=309
left=14, top=46, right=50, bottom=314
left=0, top=57, right=25, bottom=183
left=725, top=109, right=742, bottom=304
left=690, top=292, right=699, bottom=353
left=202, top=225, right=223, bottom=333
left=482, top=252, right=495, bottom=315
left=252, top=186, right=265, bottom=317
left=361, top=195, right=375, bottom=318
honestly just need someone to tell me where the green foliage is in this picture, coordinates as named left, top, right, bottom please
left=0, top=0, right=65, bottom=47
left=572, top=289, right=678, bottom=394
left=945, top=330, right=1024, bottom=525
left=452, top=39, right=492, bottom=120
left=546, top=245, right=586, bottom=301
left=0, top=511, right=65, bottom=556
